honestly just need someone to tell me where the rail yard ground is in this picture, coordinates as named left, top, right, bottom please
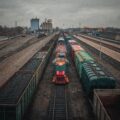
left=68, top=58, right=95, bottom=120
left=24, top=52, right=54, bottom=120
left=0, top=33, right=58, bottom=120
left=23, top=36, right=95, bottom=120
left=74, top=34, right=120, bottom=82
left=0, top=32, right=120, bottom=120
left=76, top=38, right=120, bottom=81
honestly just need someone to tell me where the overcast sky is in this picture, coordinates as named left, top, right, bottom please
left=0, top=0, right=120, bottom=28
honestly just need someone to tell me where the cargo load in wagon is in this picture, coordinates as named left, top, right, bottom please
left=81, top=61, right=116, bottom=96
left=70, top=44, right=84, bottom=62
left=71, top=45, right=84, bottom=52
left=68, top=40, right=77, bottom=45
left=65, top=36, right=72, bottom=41
left=55, top=45, right=67, bottom=53
left=74, top=51, right=94, bottom=77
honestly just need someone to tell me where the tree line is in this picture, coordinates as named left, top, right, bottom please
left=0, top=25, right=24, bottom=37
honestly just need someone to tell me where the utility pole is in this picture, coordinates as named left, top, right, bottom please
left=99, top=39, right=102, bottom=60
left=63, top=24, right=65, bottom=32
left=79, top=22, right=81, bottom=33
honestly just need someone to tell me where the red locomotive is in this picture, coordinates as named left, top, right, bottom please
left=52, top=37, right=69, bottom=84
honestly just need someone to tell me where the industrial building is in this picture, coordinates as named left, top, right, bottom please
left=30, top=18, right=39, bottom=32
left=41, top=19, right=53, bottom=33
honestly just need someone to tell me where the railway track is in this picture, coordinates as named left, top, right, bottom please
left=96, top=36, right=120, bottom=45
left=0, top=34, right=57, bottom=88
left=0, top=35, right=36, bottom=61
left=48, top=85, right=69, bottom=120
left=0, top=34, right=58, bottom=120
left=0, top=40, right=10, bottom=49
left=79, top=34, right=120, bottom=52
left=0, top=36, right=48, bottom=62
left=23, top=33, right=95, bottom=120
left=0, top=35, right=25, bottom=48
left=81, top=34, right=120, bottom=45
left=74, top=35, right=120, bottom=63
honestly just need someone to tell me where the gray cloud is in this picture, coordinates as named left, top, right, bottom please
left=0, top=0, right=120, bottom=28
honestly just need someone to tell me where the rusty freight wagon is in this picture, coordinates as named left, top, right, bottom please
left=93, top=89, right=120, bottom=120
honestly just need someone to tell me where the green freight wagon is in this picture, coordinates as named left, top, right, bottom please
left=65, top=36, right=72, bottom=42
left=74, top=51, right=94, bottom=78
left=0, top=39, right=56, bottom=120
left=81, top=61, right=116, bottom=96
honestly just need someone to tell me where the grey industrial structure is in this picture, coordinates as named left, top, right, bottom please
left=41, top=19, right=53, bottom=33
left=30, top=18, right=39, bottom=32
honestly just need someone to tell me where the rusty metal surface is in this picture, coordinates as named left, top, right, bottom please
left=94, top=89, right=120, bottom=120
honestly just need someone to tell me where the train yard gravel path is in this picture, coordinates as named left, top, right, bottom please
left=67, top=55, right=95, bottom=120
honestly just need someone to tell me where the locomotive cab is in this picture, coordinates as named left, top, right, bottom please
left=52, top=36, right=69, bottom=85
left=57, top=37, right=65, bottom=45
left=52, top=60, right=69, bottom=84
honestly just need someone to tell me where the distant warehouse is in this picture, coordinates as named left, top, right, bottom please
left=30, top=18, right=39, bottom=33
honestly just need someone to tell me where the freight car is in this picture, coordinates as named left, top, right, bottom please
left=64, top=35, right=72, bottom=42
left=66, top=36, right=116, bottom=97
left=93, top=89, right=120, bottom=120
left=69, top=44, right=84, bottom=62
left=75, top=50, right=94, bottom=78
left=68, top=40, right=78, bottom=45
left=52, top=37, right=69, bottom=84
left=0, top=37, right=56, bottom=120
left=81, top=61, right=115, bottom=96
left=64, top=34, right=117, bottom=120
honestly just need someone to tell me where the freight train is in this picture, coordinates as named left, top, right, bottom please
left=64, top=34, right=116, bottom=96
left=52, top=36, right=69, bottom=84
left=0, top=36, right=57, bottom=120
left=64, top=34, right=119, bottom=120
